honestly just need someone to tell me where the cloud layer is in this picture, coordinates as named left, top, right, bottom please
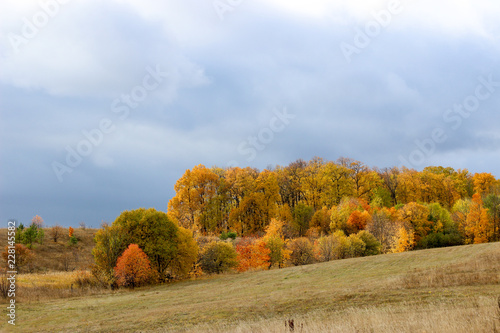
left=1, top=0, right=499, bottom=226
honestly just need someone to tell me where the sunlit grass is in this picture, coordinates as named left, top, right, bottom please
left=17, top=271, right=76, bottom=289
left=1, top=242, right=499, bottom=332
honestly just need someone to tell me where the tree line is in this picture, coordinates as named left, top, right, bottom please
left=90, top=157, right=500, bottom=288
left=168, top=157, right=499, bottom=244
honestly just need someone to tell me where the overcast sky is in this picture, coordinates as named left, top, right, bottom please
left=1, top=0, right=499, bottom=227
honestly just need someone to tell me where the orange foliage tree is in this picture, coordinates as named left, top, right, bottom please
left=346, top=210, right=371, bottom=235
left=68, top=226, right=74, bottom=238
left=465, top=193, right=491, bottom=244
left=114, top=244, right=155, bottom=288
left=2, top=244, right=35, bottom=272
left=236, top=238, right=270, bottom=272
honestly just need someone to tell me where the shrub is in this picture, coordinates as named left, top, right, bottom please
left=314, top=235, right=336, bottom=262
left=92, top=224, right=127, bottom=286
left=418, top=232, right=462, bottom=249
left=199, top=241, right=238, bottom=274
left=50, top=225, right=64, bottom=243
left=114, top=244, right=156, bottom=288
left=112, top=208, right=197, bottom=281
left=69, top=236, right=78, bottom=245
left=2, top=244, right=34, bottom=272
left=220, top=231, right=237, bottom=240
left=288, top=238, right=315, bottom=266
left=331, top=230, right=351, bottom=259
left=73, top=270, right=98, bottom=288
left=236, top=238, right=270, bottom=272
left=315, top=231, right=376, bottom=260
left=346, top=233, right=366, bottom=258
left=357, top=230, right=381, bottom=256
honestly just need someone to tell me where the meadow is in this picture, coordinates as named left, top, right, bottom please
left=1, top=240, right=499, bottom=332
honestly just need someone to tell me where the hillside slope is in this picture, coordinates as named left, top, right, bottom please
left=4, top=242, right=500, bottom=332
left=0, top=228, right=97, bottom=272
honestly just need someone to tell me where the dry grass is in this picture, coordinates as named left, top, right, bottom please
left=0, top=227, right=105, bottom=303
left=189, top=297, right=500, bottom=333
left=0, top=227, right=97, bottom=273
left=401, top=251, right=500, bottom=289
left=12, top=270, right=112, bottom=303
left=1, top=242, right=499, bottom=332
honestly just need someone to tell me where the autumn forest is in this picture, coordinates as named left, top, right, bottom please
left=4, top=157, right=500, bottom=332
left=12, top=157, right=500, bottom=290
left=168, top=157, right=499, bottom=245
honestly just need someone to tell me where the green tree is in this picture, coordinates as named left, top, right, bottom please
left=37, top=228, right=45, bottom=245
left=484, top=194, right=500, bottom=241
left=169, top=227, right=199, bottom=278
left=356, top=230, right=381, bottom=256
left=22, top=224, right=39, bottom=249
left=199, top=241, right=238, bottom=274
left=292, top=203, right=314, bottom=237
left=112, top=208, right=197, bottom=281
left=420, top=202, right=462, bottom=248
left=92, top=224, right=127, bottom=285
left=347, top=233, right=366, bottom=258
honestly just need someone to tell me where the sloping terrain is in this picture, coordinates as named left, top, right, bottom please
left=3, top=242, right=500, bottom=332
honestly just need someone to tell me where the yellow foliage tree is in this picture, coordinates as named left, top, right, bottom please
left=465, top=193, right=491, bottom=244
left=398, top=202, right=431, bottom=244
left=262, top=218, right=290, bottom=268
left=167, top=165, right=220, bottom=232
left=391, top=227, right=414, bottom=253
left=472, top=173, right=497, bottom=196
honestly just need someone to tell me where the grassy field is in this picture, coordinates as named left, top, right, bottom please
left=0, top=227, right=97, bottom=272
left=1, top=242, right=500, bottom=332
